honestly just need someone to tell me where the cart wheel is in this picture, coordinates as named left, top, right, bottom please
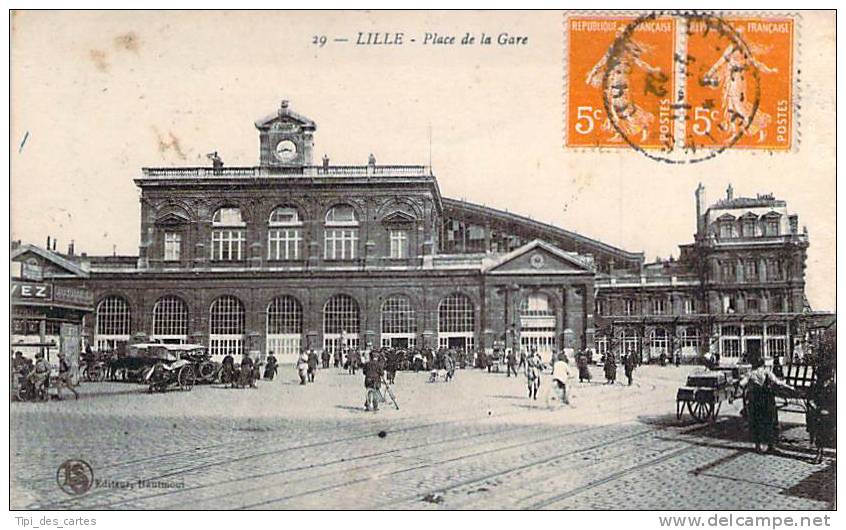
left=687, top=400, right=712, bottom=423
left=711, top=401, right=722, bottom=421
left=178, top=365, right=195, bottom=391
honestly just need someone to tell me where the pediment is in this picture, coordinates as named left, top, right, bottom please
left=483, top=240, right=594, bottom=275
left=155, top=211, right=191, bottom=225
left=381, top=210, right=416, bottom=225
left=255, top=101, right=316, bottom=131
left=716, top=213, right=737, bottom=221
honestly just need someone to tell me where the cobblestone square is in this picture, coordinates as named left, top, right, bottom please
left=10, top=365, right=835, bottom=510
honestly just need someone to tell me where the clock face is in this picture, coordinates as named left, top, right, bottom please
left=275, top=140, right=298, bottom=162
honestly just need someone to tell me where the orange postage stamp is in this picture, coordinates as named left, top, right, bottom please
left=564, top=12, right=798, bottom=162
left=566, top=15, right=676, bottom=150
left=684, top=16, right=794, bottom=151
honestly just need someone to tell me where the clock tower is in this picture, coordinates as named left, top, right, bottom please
left=255, top=99, right=316, bottom=167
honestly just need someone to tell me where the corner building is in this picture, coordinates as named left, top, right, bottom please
left=68, top=101, right=640, bottom=363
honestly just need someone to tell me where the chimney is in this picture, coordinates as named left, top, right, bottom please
left=279, top=99, right=290, bottom=117
left=46, top=235, right=51, bottom=250
left=726, top=183, right=734, bottom=200
left=68, top=240, right=75, bottom=257
left=52, top=238, right=57, bottom=251
left=695, top=183, right=707, bottom=236
left=368, top=153, right=376, bottom=166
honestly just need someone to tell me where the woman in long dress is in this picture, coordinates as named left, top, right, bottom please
left=739, top=355, right=794, bottom=454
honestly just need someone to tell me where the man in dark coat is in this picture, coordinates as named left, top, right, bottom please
left=321, top=349, right=330, bottom=369
left=385, top=349, right=398, bottom=385
left=623, top=353, right=636, bottom=386
left=307, top=349, right=319, bottom=382
left=576, top=351, right=592, bottom=383
left=239, top=352, right=255, bottom=388
left=604, top=352, right=617, bottom=384
left=506, top=349, right=518, bottom=377
left=363, top=352, right=385, bottom=411
left=264, top=353, right=278, bottom=380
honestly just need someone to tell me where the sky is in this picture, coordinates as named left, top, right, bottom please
left=9, top=11, right=836, bottom=310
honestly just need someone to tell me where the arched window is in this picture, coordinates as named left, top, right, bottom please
left=95, top=296, right=131, bottom=351
left=324, top=204, right=359, bottom=260
left=438, top=293, right=475, bottom=351
left=268, top=207, right=302, bottom=261
left=381, top=296, right=416, bottom=348
left=649, top=327, right=671, bottom=359
left=519, top=293, right=556, bottom=357
left=209, top=296, right=245, bottom=358
left=621, top=328, right=640, bottom=358
left=211, top=207, right=246, bottom=261
left=267, top=296, right=303, bottom=358
left=151, top=295, right=188, bottom=343
left=323, top=294, right=360, bottom=352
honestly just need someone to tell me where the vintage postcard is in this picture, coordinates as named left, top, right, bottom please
left=7, top=9, right=836, bottom=518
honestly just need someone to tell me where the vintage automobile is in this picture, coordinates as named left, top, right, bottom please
left=135, top=344, right=201, bottom=393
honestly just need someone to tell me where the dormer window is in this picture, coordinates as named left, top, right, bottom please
left=325, top=204, right=359, bottom=260
left=765, top=217, right=780, bottom=236
left=719, top=219, right=736, bottom=238
left=741, top=217, right=756, bottom=237
left=211, top=207, right=245, bottom=261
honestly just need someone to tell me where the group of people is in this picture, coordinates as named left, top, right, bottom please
left=11, top=350, right=78, bottom=401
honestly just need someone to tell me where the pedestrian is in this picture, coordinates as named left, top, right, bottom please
left=623, top=352, right=636, bottom=386
left=333, top=349, right=340, bottom=368
left=738, top=354, right=794, bottom=454
left=321, top=349, right=330, bottom=369
left=412, top=351, right=423, bottom=372
left=307, top=349, right=319, bottom=382
left=674, top=349, right=681, bottom=367
left=506, top=348, right=518, bottom=377
left=238, top=351, right=255, bottom=388
left=526, top=351, right=542, bottom=400
left=806, top=358, right=835, bottom=464
left=264, top=353, right=278, bottom=380
left=296, top=350, right=309, bottom=385
left=518, top=349, right=526, bottom=370
left=385, top=349, right=398, bottom=385
left=55, top=352, right=79, bottom=400
left=251, top=359, right=262, bottom=387
left=576, top=350, right=591, bottom=383
left=444, top=351, right=456, bottom=382
left=604, top=352, right=617, bottom=384
left=363, top=351, right=384, bottom=412
left=550, top=352, right=571, bottom=406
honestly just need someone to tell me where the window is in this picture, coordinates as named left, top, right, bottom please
left=381, top=296, right=417, bottom=347
left=623, top=299, right=637, bottom=316
left=95, top=296, right=131, bottom=351
left=595, top=336, right=608, bottom=358
left=683, top=297, right=695, bottom=315
left=323, top=294, right=360, bottom=353
left=268, top=207, right=302, bottom=261
left=520, top=294, right=557, bottom=357
left=325, top=205, right=359, bottom=260
left=389, top=230, right=409, bottom=259
left=211, top=207, right=245, bottom=261
left=742, top=218, right=756, bottom=237
left=719, top=220, right=736, bottom=238
left=595, top=299, right=606, bottom=316
left=267, top=296, right=303, bottom=357
left=151, top=296, right=188, bottom=343
left=746, top=296, right=760, bottom=313
left=438, top=293, right=475, bottom=351
left=652, top=297, right=666, bottom=315
left=209, top=296, right=245, bottom=359
left=649, top=328, right=671, bottom=358
left=164, top=232, right=182, bottom=261
left=720, top=325, right=741, bottom=358
left=723, top=293, right=737, bottom=314
left=744, top=260, right=758, bottom=281
left=765, top=217, right=780, bottom=236
left=681, top=326, right=700, bottom=350
left=721, top=261, right=736, bottom=282
left=621, top=328, right=640, bottom=358
left=767, top=259, right=783, bottom=281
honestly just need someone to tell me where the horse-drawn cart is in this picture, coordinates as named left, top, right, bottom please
left=676, top=365, right=749, bottom=423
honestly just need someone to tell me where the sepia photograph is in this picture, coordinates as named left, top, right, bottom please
left=6, top=8, right=837, bottom=517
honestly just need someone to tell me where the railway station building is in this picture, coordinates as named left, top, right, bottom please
left=43, top=100, right=829, bottom=364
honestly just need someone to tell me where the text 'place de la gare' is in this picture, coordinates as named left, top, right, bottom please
left=11, top=100, right=830, bottom=365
